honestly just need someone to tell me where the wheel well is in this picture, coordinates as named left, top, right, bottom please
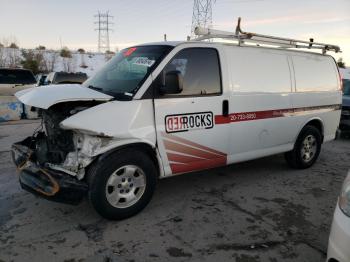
left=305, top=119, right=324, bottom=142
left=97, top=143, right=160, bottom=177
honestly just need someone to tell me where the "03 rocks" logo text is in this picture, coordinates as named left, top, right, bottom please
left=165, top=112, right=213, bottom=133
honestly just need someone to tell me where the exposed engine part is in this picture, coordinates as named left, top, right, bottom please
left=49, top=133, right=113, bottom=179
left=33, top=101, right=103, bottom=166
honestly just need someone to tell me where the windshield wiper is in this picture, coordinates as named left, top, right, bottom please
left=87, top=85, right=103, bottom=91
left=113, top=92, right=133, bottom=101
left=87, top=85, right=133, bottom=101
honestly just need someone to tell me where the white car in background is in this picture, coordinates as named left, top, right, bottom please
left=327, top=172, right=350, bottom=262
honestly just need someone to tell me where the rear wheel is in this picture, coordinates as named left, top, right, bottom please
left=285, top=125, right=322, bottom=169
left=87, top=148, right=157, bottom=220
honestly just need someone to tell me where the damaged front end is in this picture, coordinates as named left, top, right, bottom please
left=11, top=102, right=107, bottom=205
left=12, top=136, right=88, bottom=204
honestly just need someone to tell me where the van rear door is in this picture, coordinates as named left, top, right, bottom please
left=153, top=47, right=230, bottom=176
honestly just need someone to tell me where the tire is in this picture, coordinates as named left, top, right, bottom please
left=87, top=148, right=157, bottom=220
left=284, top=125, right=322, bottom=169
left=335, top=128, right=341, bottom=140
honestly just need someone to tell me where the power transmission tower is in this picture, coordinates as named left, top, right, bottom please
left=94, top=11, right=113, bottom=52
left=191, top=0, right=214, bottom=38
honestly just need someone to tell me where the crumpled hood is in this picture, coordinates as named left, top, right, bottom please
left=15, top=84, right=113, bottom=109
left=343, top=95, right=350, bottom=107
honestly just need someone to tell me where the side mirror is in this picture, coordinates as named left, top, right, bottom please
left=160, top=70, right=183, bottom=95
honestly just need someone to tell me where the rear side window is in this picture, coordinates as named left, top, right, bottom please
left=292, top=54, right=338, bottom=92
left=227, top=47, right=291, bottom=93
left=0, top=69, right=36, bottom=84
left=164, top=48, right=221, bottom=96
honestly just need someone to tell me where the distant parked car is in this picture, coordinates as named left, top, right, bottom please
left=327, top=171, right=350, bottom=262
left=45, top=72, right=88, bottom=85
left=35, top=73, right=47, bottom=86
left=339, top=78, right=350, bottom=133
left=0, top=68, right=36, bottom=96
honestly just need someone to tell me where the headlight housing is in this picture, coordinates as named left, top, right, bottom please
left=339, top=172, right=350, bottom=217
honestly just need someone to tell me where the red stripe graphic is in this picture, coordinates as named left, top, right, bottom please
left=162, top=132, right=226, bottom=157
left=215, top=104, right=341, bottom=125
left=163, top=140, right=220, bottom=160
left=169, top=157, right=226, bottom=174
left=162, top=133, right=227, bottom=174
left=167, top=152, right=204, bottom=164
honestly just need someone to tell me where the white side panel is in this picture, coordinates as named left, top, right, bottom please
left=290, top=53, right=342, bottom=140
left=224, top=46, right=294, bottom=155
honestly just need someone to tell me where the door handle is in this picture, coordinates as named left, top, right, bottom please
left=222, top=100, right=229, bottom=117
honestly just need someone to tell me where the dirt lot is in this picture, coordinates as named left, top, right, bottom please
left=0, top=120, right=349, bottom=262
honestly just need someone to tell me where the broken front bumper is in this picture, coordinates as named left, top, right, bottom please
left=11, top=137, right=88, bottom=205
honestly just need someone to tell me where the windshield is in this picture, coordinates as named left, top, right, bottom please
left=83, top=45, right=173, bottom=98
left=343, top=79, right=350, bottom=96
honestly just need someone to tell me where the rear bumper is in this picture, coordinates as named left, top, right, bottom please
left=11, top=137, right=88, bottom=205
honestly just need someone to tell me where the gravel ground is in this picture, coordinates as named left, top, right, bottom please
left=0, top=120, right=349, bottom=262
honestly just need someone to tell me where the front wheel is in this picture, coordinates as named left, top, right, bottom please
left=87, top=148, right=157, bottom=220
left=285, top=125, right=322, bottom=169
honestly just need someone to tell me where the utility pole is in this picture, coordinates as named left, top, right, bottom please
left=94, top=11, right=113, bottom=52
left=190, top=0, right=215, bottom=39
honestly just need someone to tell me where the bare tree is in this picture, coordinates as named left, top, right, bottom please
left=105, top=50, right=114, bottom=62
left=337, top=58, right=346, bottom=69
left=80, top=52, right=88, bottom=68
left=62, top=57, right=73, bottom=72
left=1, top=37, right=9, bottom=48
left=71, top=55, right=77, bottom=72
left=8, top=48, right=21, bottom=68
left=34, top=49, right=49, bottom=72
left=44, top=51, right=58, bottom=72
left=0, top=47, right=6, bottom=67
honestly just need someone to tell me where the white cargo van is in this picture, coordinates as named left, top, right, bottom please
left=12, top=21, right=342, bottom=219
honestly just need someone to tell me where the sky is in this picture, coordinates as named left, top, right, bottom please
left=0, top=0, right=349, bottom=64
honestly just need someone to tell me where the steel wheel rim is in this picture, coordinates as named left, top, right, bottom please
left=105, top=165, right=146, bottom=208
left=300, top=135, right=317, bottom=163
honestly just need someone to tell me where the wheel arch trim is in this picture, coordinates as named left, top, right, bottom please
left=95, top=140, right=165, bottom=178
left=294, top=117, right=325, bottom=144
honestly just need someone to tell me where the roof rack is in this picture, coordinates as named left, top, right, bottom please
left=194, top=17, right=341, bottom=54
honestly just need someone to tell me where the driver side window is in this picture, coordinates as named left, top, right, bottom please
left=163, top=48, right=222, bottom=96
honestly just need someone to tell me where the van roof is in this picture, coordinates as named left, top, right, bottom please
left=137, top=41, right=335, bottom=58
left=137, top=41, right=183, bottom=47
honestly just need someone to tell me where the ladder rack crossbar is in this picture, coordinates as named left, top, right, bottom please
left=193, top=17, right=341, bottom=54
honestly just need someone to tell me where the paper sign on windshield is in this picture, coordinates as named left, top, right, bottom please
left=133, top=57, right=155, bottom=67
